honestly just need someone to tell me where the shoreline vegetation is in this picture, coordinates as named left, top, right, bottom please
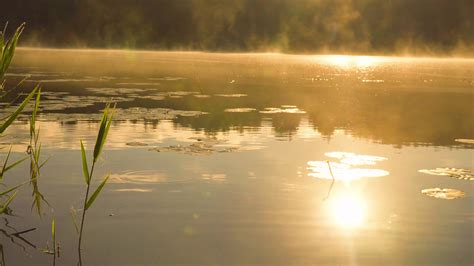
left=1, top=1, right=472, bottom=56
left=14, top=46, right=474, bottom=59
left=1, top=24, right=114, bottom=265
left=12, top=46, right=474, bottom=61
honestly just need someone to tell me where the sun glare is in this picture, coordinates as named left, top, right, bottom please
left=322, top=55, right=383, bottom=69
left=329, top=193, right=367, bottom=229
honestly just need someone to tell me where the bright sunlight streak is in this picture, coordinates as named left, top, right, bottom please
left=322, top=55, right=384, bottom=68
left=329, top=193, right=367, bottom=229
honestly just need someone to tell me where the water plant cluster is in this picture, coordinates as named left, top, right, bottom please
left=0, top=24, right=113, bottom=265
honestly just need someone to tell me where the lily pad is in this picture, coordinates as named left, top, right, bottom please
left=307, top=161, right=389, bottom=182
left=215, top=94, right=248, bottom=98
left=109, top=170, right=168, bottom=184
left=148, top=77, right=187, bottom=81
left=150, top=142, right=236, bottom=155
left=325, top=152, right=387, bottom=166
left=421, top=188, right=466, bottom=200
left=126, top=142, right=149, bottom=147
left=455, top=139, right=474, bottom=144
left=419, top=168, right=473, bottom=181
left=259, top=106, right=306, bottom=114
left=114, top=188, right=153, bottom=193
left=193, top=94, right=211, bottom=98
left=307, top=151, right=389, bottom=182
left=224, top=108, right=257, bottom=113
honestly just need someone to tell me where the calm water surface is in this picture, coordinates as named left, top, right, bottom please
left=1, top=49, right=473, bottom=265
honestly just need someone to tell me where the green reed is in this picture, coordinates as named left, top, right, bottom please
left=77, top=103, right=115, bottom=263
left=0, top=23, right=24, bottom=85
left=0, top=23, right=41, bottom=214
left=0, top=23, right=116, bottom=264
left=28, top=87, right=49, bottom=216
left=51, top=217, right=57, bottom=266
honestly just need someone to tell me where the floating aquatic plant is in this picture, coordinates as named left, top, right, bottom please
left=421, top=188, right=466, bottom=200
left=324, top=152, right=387, bottom=166
left=215, top=93, right=247, bottom=98
left=109, top=170, right=167, bottom=184
left=307, top=151, right=389, bottom=183
left=419, top=168, right=473, bottom=181
left=259, top=106, right=306, bottom=114
left=224, top=108, right=257, bottom=113
left=307, top=161, right=389, bottom=182
left=454, top=139, right=474, bottom=144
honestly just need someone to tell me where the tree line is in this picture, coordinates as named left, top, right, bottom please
left=1, top=0, right=473, bottom=54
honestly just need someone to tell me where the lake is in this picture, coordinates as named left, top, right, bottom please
left=1, top=48, right=473, bottom=265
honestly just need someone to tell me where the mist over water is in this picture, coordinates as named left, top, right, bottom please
left=1, top=2, right=473, bottom=265
left=1, top=0, right=473, bottom=55
left=2, top=50, right=473, bottom=266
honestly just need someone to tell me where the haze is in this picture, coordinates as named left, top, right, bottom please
left=2, top=0, right=473, bottom=55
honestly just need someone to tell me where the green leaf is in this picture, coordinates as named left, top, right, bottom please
left=0, top=85, right=38, bottom=134
left=102, top=105, right=115, bottom=146
left=0, top=146, right=12, bottom=179
left=80, top=140, right=90, bottom=184
left=0, top=183, right=24, bottom=196
left=93, top=105, right=109, bottom=162
left=0, top=23, right=25, bottom=81
left=38, top=156, right=50, bottom=170
left=85, top=175, right=110, bottom=210
left=3, top=157, right=27, bottom=174
left=30, top=88, right=41, bottom=135
left=0, top=146, right=27, bottom=179
left=51, top=218, right=55, bottom=241
left=0, top=191, right=18, bottom=214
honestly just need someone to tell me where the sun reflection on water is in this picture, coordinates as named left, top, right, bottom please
left=321, top=55, right=384, bottom=69
left=328, top=192, right=367, bottom=229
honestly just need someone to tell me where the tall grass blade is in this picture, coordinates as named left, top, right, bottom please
left=80, top=141, right=89, bottom=185
left=51, top=218, right=55, bottom=241
left=78, top=103, right=114, bottom=262
left=0, top=183, right=24, bottom=196
left=39, top=157, right=50, bottom=169
left=0, top=190, right=18, bottom=214
left=52, top=218, right=57, bottom=265
left=0, top=146, right=26, bottom=180
left=0, top=177, right=39, bottom=197
left=3, top=157, right=27, bottom=175
left=85, top=175, right=109, bottom=210
left=30, top=87, right=41, bottom=134
left=0, top=23, right=25, bottom=81
left=0, top=85, right=38, bottom=134
left=0, top=146, right=12, bottom=179
left=93, top=105, right=109, bottom=162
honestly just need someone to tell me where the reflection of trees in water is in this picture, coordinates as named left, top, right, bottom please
left=5, top=50, right=472, bottom=147
left=173, top=86, right=472, bottom=147
left=272, top=114, right=301, bottom=140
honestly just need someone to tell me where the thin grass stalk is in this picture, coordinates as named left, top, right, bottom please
left=0, top=244, right=4, bottom=266
left=77, top=104, right=114, bottom=264
left=0, top=24, right=43, bottom=216
left=323, top=161, right=336, bottom=200
left=28, top=88, right=48, bottom=216
left=0, top=23, right=25, bottom=83
left=52, top=218, right=56, bottom=266
left=77, top=161, right=96, bottom=260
